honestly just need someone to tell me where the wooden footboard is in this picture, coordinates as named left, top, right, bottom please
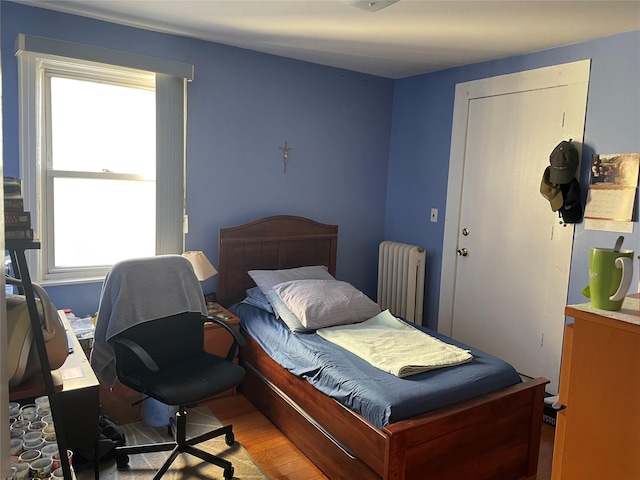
left=384, top=376, right=547, bottom=480
left=240, top=331, right=548, bottom=480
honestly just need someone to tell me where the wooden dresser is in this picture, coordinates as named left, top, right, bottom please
left=551, top=294, right=640, bottom=480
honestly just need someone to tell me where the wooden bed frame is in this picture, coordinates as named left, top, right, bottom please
left=218, top=215, right=548, bottom=480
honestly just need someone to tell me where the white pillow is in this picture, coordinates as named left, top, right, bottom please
left=272, top=279, right=381, bottom=329
left=248, top=265, right=335, bottom=296
left=265, top=290, right=313, bottom=333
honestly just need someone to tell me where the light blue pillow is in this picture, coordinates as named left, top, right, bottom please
left=265, top=289, right=314, bottom=333
left=243, top=286, right=274, bottom=314
left=272, top=279, right=381, bottom=329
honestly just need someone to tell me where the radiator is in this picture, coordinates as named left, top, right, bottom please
left=377, top=241, right=426, bottom=325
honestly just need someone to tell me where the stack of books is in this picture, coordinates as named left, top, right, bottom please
left=4, top=177, right=34, bottom=240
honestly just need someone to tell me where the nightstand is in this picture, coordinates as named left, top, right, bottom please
left=204, top=303, right=241, bottom=397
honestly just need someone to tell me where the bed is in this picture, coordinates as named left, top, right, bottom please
left=217, top=215, right=548, bottom=480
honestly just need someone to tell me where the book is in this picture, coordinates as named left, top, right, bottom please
left=5, top=228, right=34, bottom=240
left=4, top=197, right=25, bottom=211
left=5, top=211, right=31, bottom=228
left=3, top=176, right=22, bottom=196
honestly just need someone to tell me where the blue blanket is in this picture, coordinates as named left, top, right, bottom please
left=231, top=302, right=521, bottom=429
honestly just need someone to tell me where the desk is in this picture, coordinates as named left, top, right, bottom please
left=10, top=310, right=100, bottom=474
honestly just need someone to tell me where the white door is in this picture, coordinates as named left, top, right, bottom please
left=439, top=61, right=590, bottom=394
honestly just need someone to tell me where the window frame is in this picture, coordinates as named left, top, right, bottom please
left=15, top=34, right=193, bottom=284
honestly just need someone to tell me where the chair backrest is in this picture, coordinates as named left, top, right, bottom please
left=113, top=312, right=206, bottom=375
left=91, top=254, right=210, bottom=388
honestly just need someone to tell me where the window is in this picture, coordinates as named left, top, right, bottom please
left=16, top=34, right=193, bottom=283
left=48, top=64, right=156, bottom=271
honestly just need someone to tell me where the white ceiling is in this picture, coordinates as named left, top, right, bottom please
left=12, top=0, right=640, bottom=79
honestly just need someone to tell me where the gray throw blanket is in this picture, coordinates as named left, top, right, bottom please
left=90, top=255, right=207, bottom=387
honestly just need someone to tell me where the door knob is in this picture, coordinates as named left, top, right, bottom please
left=457, top=248, right=468, bottom=257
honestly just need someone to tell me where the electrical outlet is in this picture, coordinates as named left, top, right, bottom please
left=430, top=208, right=438, bottom=223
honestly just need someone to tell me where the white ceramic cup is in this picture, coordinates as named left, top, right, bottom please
left=11, top=462, right=30, bottom=480
left=10, top=429, right=25, bottom=440
left=41, top=415, right=54, bottom=426
left=22, top=437, right=45, bottom=451
left=20, top=403, right=35, bottom=411
left=35, top=396, right=50, bottom=409
left=30, top=457, right=54, bottom=478
left=22, top=431, right=42, bottom=443
left=9, top=438, right=23, bottom=456
left=51, top=450, right=73, bottom=470
left=41, top=444, right=59, bottom=458
left=42, top=424, right=56, bottom=435
left=18, top=449, right=41, bottom=464
left=9, top=402, right=21, bottom=417
left=28, top=420, right=48, bottom=432
left=11, top=420, right=31, bottom=431
left=19, top=404, right=36, bottom=419
left=51, top=467, right=65, bottom=479
left=36, top=406, right=52, bottom=418
left=40, top=443, right=58, bottom=458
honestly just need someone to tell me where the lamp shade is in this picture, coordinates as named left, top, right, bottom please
left=182, top=251, right=218, bottom=281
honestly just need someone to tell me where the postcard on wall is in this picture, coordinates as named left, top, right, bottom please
left=584, top=152, right=639, bottom=232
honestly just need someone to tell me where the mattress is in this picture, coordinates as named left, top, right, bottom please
left=231, top=302, right=522, bottom=429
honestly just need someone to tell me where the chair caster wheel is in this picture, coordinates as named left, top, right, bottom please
left=225, top=432, right=235, bottom=446
left=116, top=454, right=129, bottom=469
left=223, top=466, right=234, bottom=480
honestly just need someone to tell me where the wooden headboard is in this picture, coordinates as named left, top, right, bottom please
left=217, top=215, right=338, bottom=307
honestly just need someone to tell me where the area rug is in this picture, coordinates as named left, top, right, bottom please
left=77, top=407, right=269, bottom=480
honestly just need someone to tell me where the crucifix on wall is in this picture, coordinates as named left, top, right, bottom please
left=279, top=141, right=292, bottom=174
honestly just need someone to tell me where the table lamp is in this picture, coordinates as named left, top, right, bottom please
left=182, top=251, right=218, bottom=281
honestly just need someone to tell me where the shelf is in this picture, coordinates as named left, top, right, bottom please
left=6, top=241, right=98, bottom=479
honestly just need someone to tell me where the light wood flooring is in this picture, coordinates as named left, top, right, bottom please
left=204, top=394, right=555, bottom=480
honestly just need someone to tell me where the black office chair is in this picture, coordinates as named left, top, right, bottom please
left=94, top=256, right=245, bottom=480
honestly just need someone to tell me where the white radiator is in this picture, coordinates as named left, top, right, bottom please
left=377, top=241, right=426, bottom=325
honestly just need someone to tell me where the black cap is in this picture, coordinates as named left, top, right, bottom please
left=559, top=179, right=582, bottom=224
left=549, top=141, right=579, bottom=185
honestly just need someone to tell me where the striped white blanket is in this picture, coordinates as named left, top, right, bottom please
left=317, top=309, right=472, bottom=377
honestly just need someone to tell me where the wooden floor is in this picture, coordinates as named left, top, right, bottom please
left=204, top=394, right=555, bottom=480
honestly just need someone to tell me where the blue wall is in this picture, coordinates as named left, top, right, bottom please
left=1, top=2, right=393, bottom=316
left=3, top=2, right=639, bottom=328
left=388, top=31, right=640, bottom=329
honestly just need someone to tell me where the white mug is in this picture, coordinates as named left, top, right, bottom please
left=22, top=431, right=42, bottom=443
left=51, top=467, right=65, bottom=479
left=11, top=463, right=30, bottom=480
left=18, top=449, right=41, bottom=464
left=51, top=450, right=73, bottom=470
left=9, top=438, right=23, bottom=456
left=9, top=402, right=21, bottom=417
left=41, top=444, right=59, bottom=458
left=30, top=457, right=53, bottom=479
left=22, top=438, right=44, bottom=451
left=35, top=396, right=50, bottom=409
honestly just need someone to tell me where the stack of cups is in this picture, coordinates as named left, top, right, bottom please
left=8, top=395, right=74, bottom=479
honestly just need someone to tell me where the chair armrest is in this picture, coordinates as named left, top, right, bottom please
left=204, top=315, right=245, bottom=361
left=112, top=337, right=160, bottom=372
